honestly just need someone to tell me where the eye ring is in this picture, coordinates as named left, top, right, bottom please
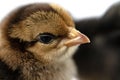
left=38, top=33, right=56, bottom=44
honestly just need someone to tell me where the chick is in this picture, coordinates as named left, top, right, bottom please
left=0, top=3, right=90, bottom=80
left=74, top=2, right=120, bottom=80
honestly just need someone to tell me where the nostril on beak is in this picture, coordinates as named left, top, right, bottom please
left=64, top=29, right=90, bottom=47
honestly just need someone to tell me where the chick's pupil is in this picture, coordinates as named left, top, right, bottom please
left=39, top=33, right=56, bottom=44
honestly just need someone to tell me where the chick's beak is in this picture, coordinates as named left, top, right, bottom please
left=64, top=28, right=90, bottom=47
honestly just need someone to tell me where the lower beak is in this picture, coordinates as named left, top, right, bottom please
left=64, top=30, right=90, bottom=47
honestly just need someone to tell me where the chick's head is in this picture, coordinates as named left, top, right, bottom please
left=2, top=3, right=90, bottom=64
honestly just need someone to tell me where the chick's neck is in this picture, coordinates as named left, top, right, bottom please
left=18, top=57, right=76, bottom=80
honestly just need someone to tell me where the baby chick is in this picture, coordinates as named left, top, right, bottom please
left=0, top=3, right=90, bottom=80
left=74, top=2, right=120, bottom=80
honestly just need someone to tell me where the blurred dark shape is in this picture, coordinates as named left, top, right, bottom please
left=73, top=2, right=120, bottom=80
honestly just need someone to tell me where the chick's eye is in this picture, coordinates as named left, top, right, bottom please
left=38, top=33, right=56, bottom=44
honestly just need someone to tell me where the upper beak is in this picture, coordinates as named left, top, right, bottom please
left=64, top=28, right=90, bottom=47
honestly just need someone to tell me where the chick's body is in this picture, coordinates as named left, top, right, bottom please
left=0, top=3, right=89, bottom=80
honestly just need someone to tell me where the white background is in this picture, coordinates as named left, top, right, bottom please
left=0, top=0, right=119, bottom=21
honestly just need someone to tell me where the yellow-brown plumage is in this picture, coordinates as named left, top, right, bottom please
left=0, top=3, right=90, bottom=80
